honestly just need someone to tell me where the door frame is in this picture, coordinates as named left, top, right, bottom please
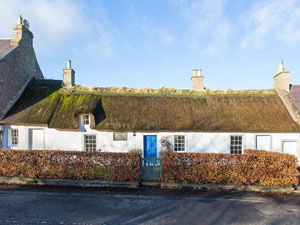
left=28, top=128, right=45, bottom=150
left=280, top=139, right=298, bottom=154
left=143, top=135, right=158, bottom=158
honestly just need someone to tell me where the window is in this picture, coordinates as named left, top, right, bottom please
left=230, top=136, right=242, bottom=154
left=11, top=129, right=19, bottom=145
left=113, top=132, right=127, bottom=141
left=84, top=134, right=96, bottom=152
left=82, top=115, right=90, bottom=125
left=174, top=135, right=185, bottom=152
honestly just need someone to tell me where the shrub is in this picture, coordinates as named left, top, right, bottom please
left=162, top=150, right=299, bottom=186
left=128, top=147, right=142, bottom=156
left=0, top=150, right=140, bottom=182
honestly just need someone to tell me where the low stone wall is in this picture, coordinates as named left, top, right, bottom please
left=161, top=182, right=295, bottom=193
left=0, top=176, right=139, bottom=188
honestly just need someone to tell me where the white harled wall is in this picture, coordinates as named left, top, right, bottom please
left=1, top=125, right=300, bottom=161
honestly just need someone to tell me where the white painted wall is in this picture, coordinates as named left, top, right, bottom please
left=2, top=125, right=300, bottom=163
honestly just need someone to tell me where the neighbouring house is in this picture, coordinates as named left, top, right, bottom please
left=0, top=18, right=300, bottom=163
left=0, top=16, right=44, bottom=148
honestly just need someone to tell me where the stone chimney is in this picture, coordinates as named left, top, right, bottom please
left=63, top=60, right=75, bottom=88
left=273, top=60, right=290, bottom=92
left=191, top=69, right=204, bottom=91
left=10, top=15, right=33, bottom=48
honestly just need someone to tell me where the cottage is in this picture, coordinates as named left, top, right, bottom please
left=0, top=17, right=300, bottom=163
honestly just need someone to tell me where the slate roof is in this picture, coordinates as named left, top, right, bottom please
left=0, top=39, right=44, bottom=120
left=0, top=39, right=14, bottom=58
left=289, top=85, right=300, bottom=112
left=1, top=79, right=300, bottom=133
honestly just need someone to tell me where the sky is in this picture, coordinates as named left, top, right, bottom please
left=1, top=0, right=300, bottom=90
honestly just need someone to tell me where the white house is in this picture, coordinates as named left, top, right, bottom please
left=0, top=17, right=300, bottom=162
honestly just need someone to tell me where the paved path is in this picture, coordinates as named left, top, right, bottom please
left=0, top=186, right=299, bottom=225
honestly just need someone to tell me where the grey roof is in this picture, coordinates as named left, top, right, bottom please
left=0, top=39, right=14, bottom=58
left=289, top=85, right=300, bottom=112
left=0, top=42, right=44, bottom=120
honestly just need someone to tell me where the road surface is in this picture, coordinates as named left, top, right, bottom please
left=0, top=186, right=299, bottom=225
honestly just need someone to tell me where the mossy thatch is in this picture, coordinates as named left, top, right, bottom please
left=1, top=79, right=299, bottom=132
left=60, top=85, right=278, bottom=97
left=1, top=79, right=61, bottom=125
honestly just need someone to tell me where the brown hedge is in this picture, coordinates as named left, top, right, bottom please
left=0, top=150, right=140, bottom=182
left=162, top=151, right=299, bottom=186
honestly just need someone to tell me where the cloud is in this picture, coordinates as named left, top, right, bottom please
left=84, top=22, right=116, bottom=59
left=142, top=20, right=175, bottom=47
left=241, top=0, right=300, bottom=48
left=170, top=0, right=231, bottom=55
left=0, top=0, right=84, bottom=43
left=0, top=0, right=116, bottom=58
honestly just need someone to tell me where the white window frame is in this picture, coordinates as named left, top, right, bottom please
left=113, top=132, right=127, bottom=141
left=174, top=135, right=186, bottom=152
left=82, top=114, right=90, bottom=126
left=84, top=134, right=97, bottom=152
left=9, top=128, right=19, bottom=147
left=230, top=135, right=243, bottom=154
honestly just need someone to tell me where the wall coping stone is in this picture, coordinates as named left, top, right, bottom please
left=161, top=182, right=296, bottom=193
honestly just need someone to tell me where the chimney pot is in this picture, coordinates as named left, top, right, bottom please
left=17, top=15, right=23, bottom=25
left=67, top=60, right=71, bottom=69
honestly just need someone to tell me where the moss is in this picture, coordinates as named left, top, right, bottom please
left=2, top=79, right=299, bottom=132
left=59, top=85, right=278, bottom=98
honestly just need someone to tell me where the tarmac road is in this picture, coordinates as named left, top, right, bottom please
left=0, top=185, right=299, bottom=225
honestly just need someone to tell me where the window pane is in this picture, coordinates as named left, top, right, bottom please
left=174, top=135, right=185, bottom=152
left=85, top=135, right=96, bottom=152
left=230, top=135, right=242, bottom=154
left=82, top=115, right=90, bottom=125
left=11, top=129, right=18, bottom=145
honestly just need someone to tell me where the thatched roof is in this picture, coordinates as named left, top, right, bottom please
left=1, top=79, right=300, bottom=132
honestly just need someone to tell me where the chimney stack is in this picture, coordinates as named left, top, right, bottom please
left=63, top=60, right=75, bottom=88
left=273, top=60, right=290, bottom=92
left=191, top=69, right=205, bottom=91
left=10, top=15, right=33, bottom=48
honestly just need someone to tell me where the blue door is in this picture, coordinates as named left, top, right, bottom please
left=143, top=135, right=157, bottom=158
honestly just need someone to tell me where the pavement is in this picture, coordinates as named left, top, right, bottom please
left=0, top=185, right=299, bottom=225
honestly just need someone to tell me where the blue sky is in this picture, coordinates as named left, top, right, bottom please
left=1, top=0, right=300, bottom=90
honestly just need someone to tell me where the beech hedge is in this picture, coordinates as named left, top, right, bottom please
left=0, top=150, right=140, bottom=182
left=162, top=150, right=299, bottom=186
